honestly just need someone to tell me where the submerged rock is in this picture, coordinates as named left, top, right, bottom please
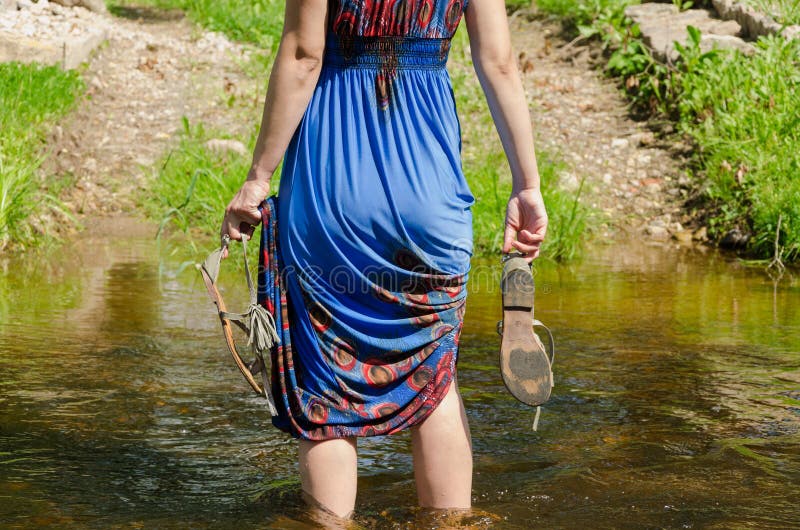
left=720, top=227, right=751, bottom=248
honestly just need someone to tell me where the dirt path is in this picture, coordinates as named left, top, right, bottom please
left=43, top=6, right=259, bottom=218
left=44, top=6, right=688, bottom=241
left=508, top=10, right=691, bottom=241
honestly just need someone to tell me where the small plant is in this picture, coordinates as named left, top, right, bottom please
left=672, top=0, right=694, bottom=11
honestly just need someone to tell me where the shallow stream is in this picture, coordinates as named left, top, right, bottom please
left=1, top=220, right=798, bottom=528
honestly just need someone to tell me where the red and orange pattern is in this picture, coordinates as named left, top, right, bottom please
left=257, top=197, right=468, bottom=440
left=324, top=0, right=470, bottom=110
left=329, top=0, right=469, bottom=38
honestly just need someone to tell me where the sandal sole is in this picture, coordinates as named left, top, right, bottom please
left=500, top=259, right=553, bottom=406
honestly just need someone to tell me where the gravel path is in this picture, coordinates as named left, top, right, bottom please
left=37, top=5, right=259, bottom=216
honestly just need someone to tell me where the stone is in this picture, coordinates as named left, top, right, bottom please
left=625, top=3, right=752, bottom=63
left=720, top=227, right=750, bottom=248
left=89, top=75, right=104, bottom=91
left=50, top=0, right=107, bottom=13
left=784, top=26, right=800, bottom=40
left=700, top=34, right=755, bottom=56
left=673, top=230, right=694, bottom=244
left=0, top=0, right=109, bottom=69
left=0, top=27, right=108, bottom=68
left=611, top=138, right=629, bottom=149
left=205, top=139, right=248, bottom=157
left=1, top=0, right=15, bottom=11
left=633, top=131, right=656, bottom=146
left=693, top=226, right=708, bottom=241
left=83, top=157, right=97, bottom=173
left=646, top=223, right=670, bottom=240
left=711, top=0, right=800, bottom=40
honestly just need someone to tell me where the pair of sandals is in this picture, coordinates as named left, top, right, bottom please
left=498, top=253, right=555, bottom=431
left=199, top=236, right=555, bottom=429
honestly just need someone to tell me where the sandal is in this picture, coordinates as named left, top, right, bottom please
left=497, top=252, right=555, bottom=430
left=197, top=227, right=280, bottom=416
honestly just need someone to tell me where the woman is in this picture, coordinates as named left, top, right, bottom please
left=219, top=0, right=547, bottom=519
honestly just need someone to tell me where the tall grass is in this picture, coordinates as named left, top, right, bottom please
left=0, top=63, right=84, bottom=251
left=144, top=118, right=267, bottom=246
left=667, top=34, right=800, bottom=261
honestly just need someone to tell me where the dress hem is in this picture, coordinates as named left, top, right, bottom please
left=272, top=357, right=458, bottom=441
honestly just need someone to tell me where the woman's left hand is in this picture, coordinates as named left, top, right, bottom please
left=503, top=187, right=548, bottom=262
left=219, top=178, right=271, bottom=259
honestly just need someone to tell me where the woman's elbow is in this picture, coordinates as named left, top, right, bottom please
left=279, top=39, right=325, bottom=80
left=473, top=48, right=518, bottom=79
left=294, top=45, right=324, bottom=73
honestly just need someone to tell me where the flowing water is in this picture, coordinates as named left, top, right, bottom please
left=1, top=219, right=798, bottom=528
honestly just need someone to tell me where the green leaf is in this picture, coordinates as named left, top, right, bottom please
left=687, top=25, right=701, bottom=47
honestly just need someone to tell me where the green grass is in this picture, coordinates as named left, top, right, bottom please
left=535, top=0, right=639, bottom=28
left=144, top=118, right=270, bottom=250
left=747, top=0, right=800, bottom=25
left=0, top=62, right=85, bottom=251
left=506, top=0, right=534, bottom=12
left=668, top=34, right=800, bottom=261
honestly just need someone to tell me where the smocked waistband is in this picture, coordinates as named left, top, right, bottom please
left=322, top=34, right=451, bottom=70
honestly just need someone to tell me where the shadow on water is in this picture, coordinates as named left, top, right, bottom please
left=1, top=221, right=798, bottom=528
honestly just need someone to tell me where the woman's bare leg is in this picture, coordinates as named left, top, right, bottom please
left=298, top=437, right=358, bottom=519
left=411, top=379, right=473, bottom=508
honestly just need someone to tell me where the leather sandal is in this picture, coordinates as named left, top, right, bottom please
left=197, top=226, right=280, bottom=416
left=497, top=252, right=555, bottom=430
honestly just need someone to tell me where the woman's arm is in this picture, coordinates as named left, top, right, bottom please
left=220, top=0, right=329, bottom=255
left=464, top=0, right=548, bottom=261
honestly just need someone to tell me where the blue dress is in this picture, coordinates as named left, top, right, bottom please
left=258, top=0, right=474, bottom=440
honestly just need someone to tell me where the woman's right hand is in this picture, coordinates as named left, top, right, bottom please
left=219, top=177, right=271, bottom=259
left=502, top=187, right=548, bottom=262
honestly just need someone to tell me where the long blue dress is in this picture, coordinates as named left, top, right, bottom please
left=258, top=0, right=474, bottom=440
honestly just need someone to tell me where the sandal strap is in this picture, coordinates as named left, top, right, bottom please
left=532, top=319, right=555, bottom=367
left=197, top=216, right=280, bottom=416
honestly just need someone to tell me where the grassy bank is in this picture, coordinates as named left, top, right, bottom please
left=535, top=0, right=800, bottom=262
left=0, top=63, right=84, bottom=251
left=133, top=0, right=590, bottom=261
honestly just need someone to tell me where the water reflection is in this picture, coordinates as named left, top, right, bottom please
left=1, top=225, right=798, bottom=528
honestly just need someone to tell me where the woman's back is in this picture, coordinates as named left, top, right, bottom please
left=262, top=0, right=475, bottom=443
